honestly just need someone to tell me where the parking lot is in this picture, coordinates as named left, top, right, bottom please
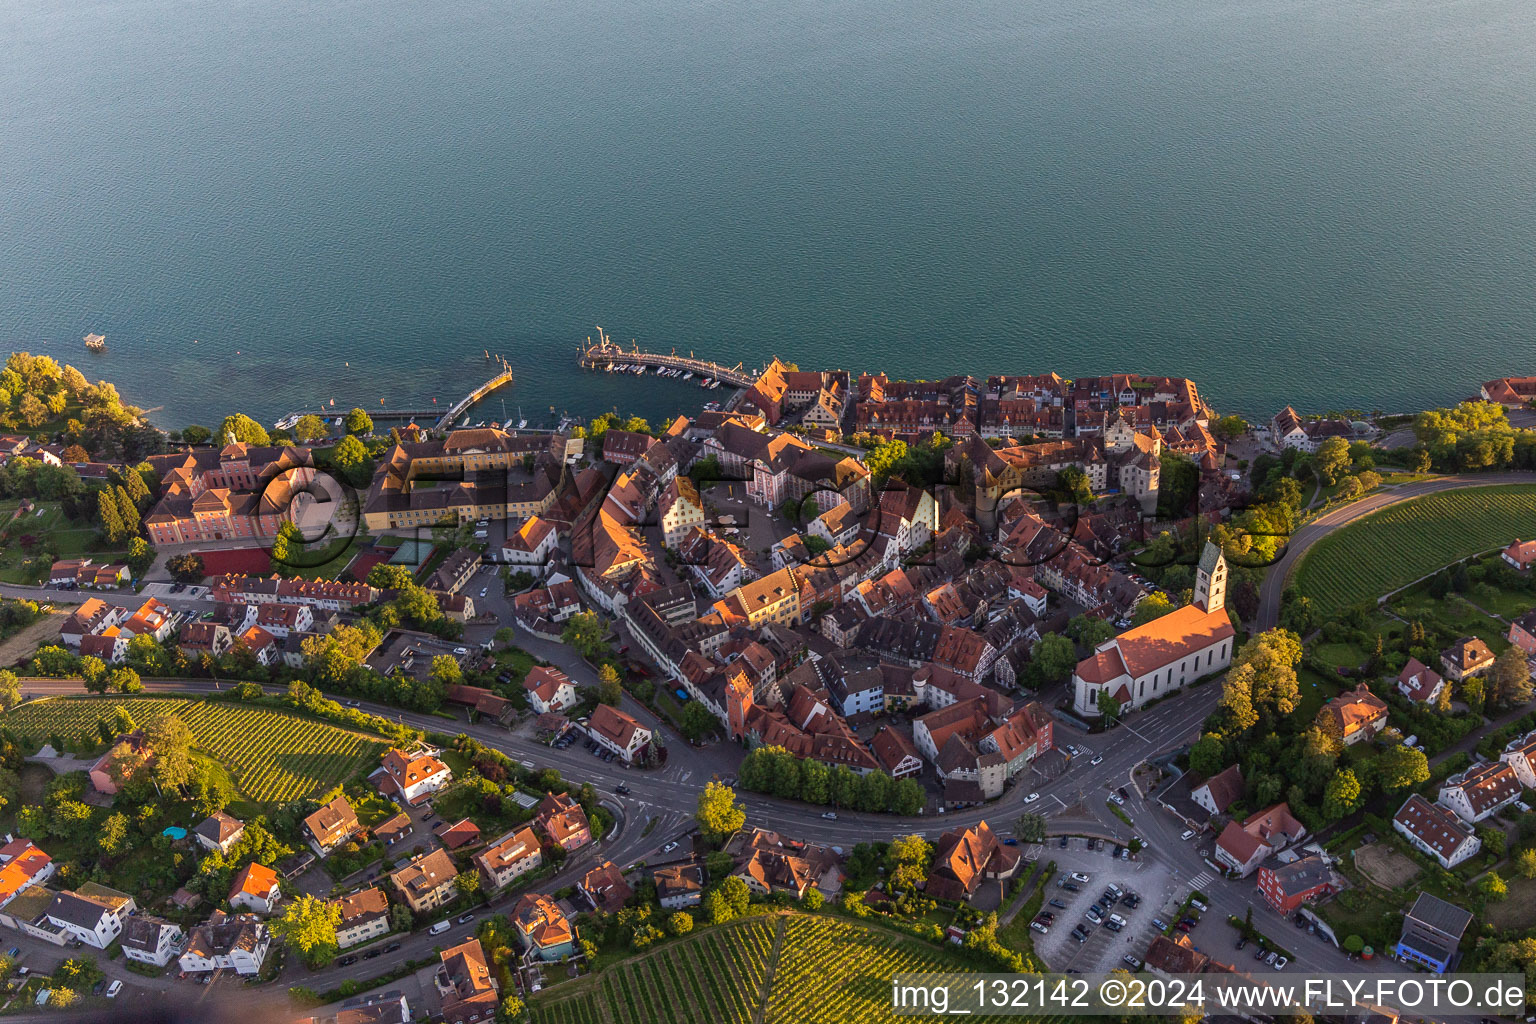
left=1032, top=838, right=1181, bottom=972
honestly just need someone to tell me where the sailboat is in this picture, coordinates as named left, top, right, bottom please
left=517, top=406, right=528, bottom=429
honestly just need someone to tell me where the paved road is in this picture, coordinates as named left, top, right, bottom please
left=1256, top=472, right=1536, bottom=630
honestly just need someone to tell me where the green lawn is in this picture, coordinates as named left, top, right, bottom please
left=1292, top=484, right=1536, bottom=617
left=0, top=501, right=130, bottom=584
left=1389, top=591, right=1511, bottom=652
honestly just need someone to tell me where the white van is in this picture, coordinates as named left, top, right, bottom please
left=429, top=921, right=452, bottom=935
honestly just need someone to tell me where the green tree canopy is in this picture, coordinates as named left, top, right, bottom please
left=216, top=413, right=271, bottom=446
left=344, top=407, right=374, bottom=435
left=695, top=781, right=746, bottom=839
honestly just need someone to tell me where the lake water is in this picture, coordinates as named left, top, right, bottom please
left=5, top=0, right=1536, bottom=429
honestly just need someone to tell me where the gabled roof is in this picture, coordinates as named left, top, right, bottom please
left=1192, top=764, right=1245, bottom=813
left=231, top=862, right=279, bottom=900
left=1394, top=794, right=1477, bottom=861
left=194, top=811, right=245, bottom=846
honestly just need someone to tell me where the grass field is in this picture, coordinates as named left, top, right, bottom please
left=1292, top=485, right=1536, bottom=617
left=0, top=500, right=129, bottom=585
left=526, top=914, right=990, bottom=1024
left=4, top=696, right=387, bottom=805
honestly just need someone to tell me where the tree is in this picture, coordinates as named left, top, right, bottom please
left=887, top=834, right=932, bottom=894
left=108, top=667, right=141, bottom=693
left=1097, top=688, right=1122, bottom=720
left=597, top=663, right=623, bottom=706
left=667, top=911, right=694, bottom=936
left=272, top=895, right=343, bottom=968
left=888, top=777, right=925, bottom=816
left=96, top=487, right=127, bottom=543
left=127, top=536, right=153, bottom=576
left=801, top=888, right=824, bottom=910
left=46, top=988, right=77, bottom=1009
left=1460, top=675, right=1486, bottom=716
left=1515, top=849, right=1536, bottom=880
left=17, top=393, right=48, bottom=428
left=216, top=413, right=271, bottom=446
left=1131, top=592, right=1176, bottom=627
left=294, top=414, right=328, bottom=441
left=0, top=670, right=18, bottom=712
left=455, top=870, right=482, bottom=899
left=1480, top=826, right=1508, bottom=860
left=497, top=996, right=526, bottom=1024
left=99, top=812, right=131, bottom=856
left=1322, top=769, right=1362, bottom=821
left=167, top=553, right=205, bottom=583
left=1220, top=668, right=1259, bottom=732
left=1314, top=437, right=1352, bottom=485
left=431, top=655, right=463, bottom=689
left=344, top=407, right=374, bottom=435
left=1481, top=873, right=1509, bottom=901
left=1013, top=813, right=1047, bottom=843
left=695, top=781, right=746, bottom=839
left=718, top=876, right=751, bottom=916
left=331, top=434, right=371, bottom=480
left=1033, top=633, right=1077, bottom=683
left=1376, top=745, right=1429, bottom=793
left=1491, top=646, right=1533, bottom=707
left=561, top=612, right=609, bottom=660
left=1188, top=733, right=1226, bottom=778
left=679, top=700, right=715, bottom=742
left=143, top=713, right=195, bottom=789
left=1230, top=630, right=1304, bottom=718
left=1068, top=615, right=1116, bottom=649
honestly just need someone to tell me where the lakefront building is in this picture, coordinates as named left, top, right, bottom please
left=1072, top=543, right=1234, bottom=716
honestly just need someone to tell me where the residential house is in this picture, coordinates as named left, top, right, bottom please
left=303, top=992, right=412, bottom=1024
left=179, top=911, right=271, bottom=975
left=534, top=792, right=592, bottom=851
left=1072, top=544, right=1234, bottom=716
left=1501, top=728, right=1536, bottom=788
left=473, top=827, right=543, bottom=892
left=88, top=731, right=153, bottom=796
left=374, top=813, right=413, bottom=848
left=654, top=863, right=705, bottom=910
left=1482, top=377, right=1536, bottom=408
left=179, top=621, right=234, bottom=660
left=193, top=811, right=246, bottom=855
left=523, top=666, right=579, bottom=715
left=335, top=887, right=392, bottom=949
left=1394, top=893, right=1473, bottom=974
left=924, top=821, right=1022, bottom=902
left=660, top=478, right=706, bottom=549
left=1322, top=684, right=1390, bottom=746
left=304, top=795, right=363, bottom=857
left=121, top=916, right=185, bottom=967
left=389, top=848, right=459, bottom=913
left=229, top=863, right=281, bottom=915
left=434, top=938, right=499, bottom=1024
left=44, top=886, right=134, bottom=948
left=587, top=704, right=653, bottom=764
left=1502, top=538, right=1536, bottom=571
left=1394, top=794, right=1481, bottom=869
left=1255, top=855, right=1338, bottom=914
left=580, top=861, right=633, bottom=915
left=1437, top=762, right=1522, bottom=823
left=1396, top=658, right=1446, bottom=705
left=1190, top=764, right=1245, bottom=817
left=0, top=840, right=54, bottom=911
left=433, top=819, right=482, bottom=851
left=502, top=516, right=558, bottom=573
left=1214, top=804, right=1306, bottom=878
left=372, top=747, right=453, bottom=805
left=729, top=829, right=843, bottom=900
left=1440, top=636, right=1495, bottom=682
left=1509, top=610, right=1536, bottom=657
left=509, top=894, right=576, bottom=961
left=869, top=727, right=923, bottom=779
left=427, top=548, right=480, bottom=596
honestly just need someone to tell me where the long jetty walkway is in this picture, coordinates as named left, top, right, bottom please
left=435, top=360, right=515, bottom=430
left=578, top=338, right=758, bottom=389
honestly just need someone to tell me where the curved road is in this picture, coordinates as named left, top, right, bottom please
left=1256, top=471, right=1536, bottom=630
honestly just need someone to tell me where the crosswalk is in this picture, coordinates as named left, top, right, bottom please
left=1187, top=870, right=1215, bottom=892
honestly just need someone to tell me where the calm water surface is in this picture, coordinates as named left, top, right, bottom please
left=4, top=0, right=1536, bottom=427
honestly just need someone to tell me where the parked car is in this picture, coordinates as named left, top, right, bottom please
left=457, top=913, right=476, bottom=924
left=1030, top=921, right=1050, bottom=935
left=1059, top=836, right=1069, bottom=848
left=821, top=812, right=837, bottom=820
left=1120, top=848, right=1130, bottom=860
left=1236, top=937, right=1247, bottom=950
left=384, top=943, right=401, bottom=953
left=1086, top=908, right=1103, bottom=925
left=429, top=921, right=452, bottom=935
left=339, top=955, right=358, bottom=966
left=1274, top=956, right=1289, bottom=970
left=1105, top=918, right=1123, bottom=932
left=1001, top=838, right=1018, bottom=846
left=1254, top=946, right=1268, bottom=960
left=662, top=841, right=679, bottom=853
left=105, top=981, right=122, bottom=999
left=1152, top=918, right=1167, bottom=931
left=1048, top=899, right=1067, bottom=910
left=1180, top=829, right=1197, bottom=841
left=1176, top=921, right=1194, bottom=932
left=1122, top=956, right=1141, bottom=970
left=1060, top=882, right=1080, bottom=893
left=1265, top=951, right=1278, bottom=966
left=1190, top=897, right=1208, bottom=913
left=1070, top=872, right=1091, bottom=883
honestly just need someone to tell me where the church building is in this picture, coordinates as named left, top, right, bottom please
left=1072, top=543, right=1235, bottom=716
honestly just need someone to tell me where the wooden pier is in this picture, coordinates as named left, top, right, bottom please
left=578, top=337, right=758, bottom=389
left=435, top=361, right=515, bottom=431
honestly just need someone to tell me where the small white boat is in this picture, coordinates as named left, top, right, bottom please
left=683, top=372, right=693, bottom=380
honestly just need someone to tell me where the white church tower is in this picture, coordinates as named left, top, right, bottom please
left=1193, top=541, right=1226, bottom=614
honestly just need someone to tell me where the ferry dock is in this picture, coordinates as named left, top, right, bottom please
left=578, top=332, right=758, bottom=390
